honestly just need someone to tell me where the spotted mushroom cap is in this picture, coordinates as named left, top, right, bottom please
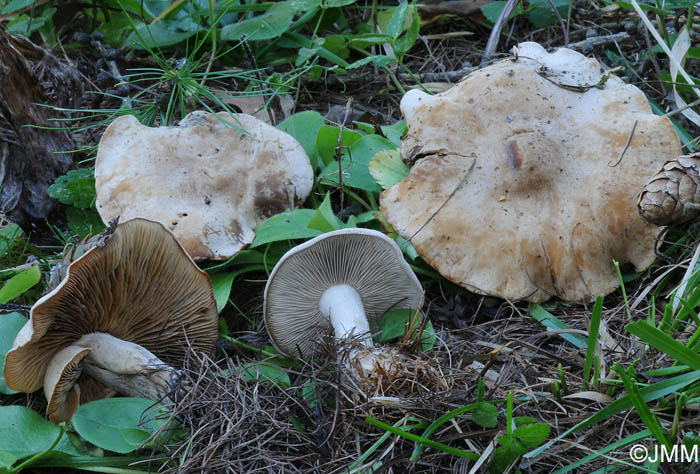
left=264, top=228, right=423, bottom=357
left=4, top=218, right=218, bottom=393
left=95, top=111, right=314, bottom=260
left=380, top=42, right=681, bottom=303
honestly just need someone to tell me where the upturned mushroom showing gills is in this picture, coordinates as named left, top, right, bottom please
left=264, top=228, right=423, bottom=373
left=380, top=42, right=681, bottom=304
left=3, top=218, right=218, bottom=423
left=95, top=111, right=314, bottom=261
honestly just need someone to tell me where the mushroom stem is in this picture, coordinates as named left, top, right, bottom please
left=76, top=332, right=180, bottom=404
left=319, top=285, right=373, bottom=348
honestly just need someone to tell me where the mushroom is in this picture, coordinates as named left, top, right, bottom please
left=95, top=111, right=314, bottom=260
left=380, top=42, right=681, bottom=303
left=4, top=218, right=218, bottom=423
left=263, top=228, right=423, bottom=373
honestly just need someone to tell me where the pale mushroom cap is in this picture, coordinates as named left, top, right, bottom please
left=44, top=345, right=91, bottom=424
left=264, top=228, right=423, bottom=357
left=95, top=111, right=314, bottom=260
left=4, top=218, right=218, bottom=393
left=381, top=42, right=680, bottom=303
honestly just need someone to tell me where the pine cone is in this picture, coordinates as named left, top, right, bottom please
left=637, top=153, right=700, bottom=226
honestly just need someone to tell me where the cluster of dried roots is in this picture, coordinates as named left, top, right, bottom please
left=139, top=333, right=480, bottom=473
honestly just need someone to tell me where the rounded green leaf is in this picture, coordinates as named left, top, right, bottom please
left=369, top=149, right=409, bottom=190
left=72, top=398, right=169, bottom=454
left=0, top=405, right=79, bottom=469
left=251, top=209, right=322, bottom=247
left=221, top=3, right=296, bottom=42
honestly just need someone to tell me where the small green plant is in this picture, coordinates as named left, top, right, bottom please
left=490, top=393, right=550, bottom=472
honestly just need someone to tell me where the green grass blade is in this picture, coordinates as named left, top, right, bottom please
left=553, top=428, right=651, bottom=474
left=409, top=402, right=483, bottom=461
left=529, top=304, right=586, bottom=349
left=625, top=321, right=700, bottom=370
left=613, top=364, right=670, bottom=448
left=583, top=296, right=603, bottom=389
left=348, top=417, right=426, bottom=472
left=365, top=417, right=479, bottom=460
left=524, top=369, right=700, bottom=458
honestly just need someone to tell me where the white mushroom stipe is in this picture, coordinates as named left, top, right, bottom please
left=319, top=284, right=372, bottom=347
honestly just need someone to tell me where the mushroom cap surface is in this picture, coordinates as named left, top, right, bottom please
left=4, top=218, right=218, bottom=393
left=95, top=111, right=314, bottom=260
left=380, top=42, right=680, bottom=303
left=264, top=228, right=423, bottom=357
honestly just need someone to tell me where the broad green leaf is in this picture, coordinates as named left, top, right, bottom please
left=240, top=362, right=291, bottom=388
left=472, top=402, right=499, bottom=428
left=491, top=436, right=526, bottom=473
left=278, top=111, right=324, bottom=169
left=7, top=12, right=49, bottom=34
left=48, top=169, right=96, bottom=209
left=356, top=211, right=376, bottom=224
left=386, top=2, right=410, bottom=39
left=0, top=312, right=27, bottom=394
left=0, top=405, right=79, bottom=469
left=66, top=207, right=105, bottom=239
left=1, top=0, right=35, bottom=15
left=251, top=209, right=322, bottom=247
left=316, top=125, right=362, bottom=167
left=289, top=0, right=322, bottom=9
left=528, top=0, right=570, bottom=28
left=210, top=272, right=236, bottom=313
left=0, top=224, right=23, bottom=257
left=374, top=308, right=435, bottom=351
left=514, top=423, right=550, bottom=447
left=125, top=19, right=201, bottom=49
left=307, top=193, right=344, bottom=232
left=320, top=135, right=395, bottom=192
left=282, top=31, right=351, bottom=69
left=221, top=2, right=295, bottom=42
left=348, top=33, right=394, bottom=48
left=369, top=149, right=409, bottom=190
left=325, top=0, right=357, bottom=6
left=394, top=6, right=419, bottom=58
left=72, top=398, right=170, bottom=454
left=380, top=120, right=407, bottom=146
left=480, top=1, right=524, bottom=24
left=0, top=265, right=40, bottom=304
left=319, top=35, right=349, bottom=60
left=347, top=55, right=395, bottom=70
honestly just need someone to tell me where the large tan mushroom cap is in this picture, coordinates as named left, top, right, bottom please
left=4, top=218, right=218, bottom=393
left=95, top=111, right=314, bottom=260
left=381, top=42, right=681, bottom=303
